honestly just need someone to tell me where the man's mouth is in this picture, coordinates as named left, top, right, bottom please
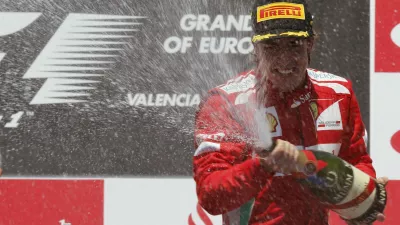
left=274, top=68, right=294, bottom=75
left=279, top=69, right=293, bottom=74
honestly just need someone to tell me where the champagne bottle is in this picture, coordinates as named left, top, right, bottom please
left=292, top=149, right=387, bottom=224
left=238, top=140, right=387, bottom=225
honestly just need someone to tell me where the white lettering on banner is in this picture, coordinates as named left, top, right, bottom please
left=391, top=24, right=400, bottom=47
left=316, top=100, right=343, bottom=131
left=127, top=93, right=200, bottom=107
left=0, top=111, right=29, bottom=128
left=180, top=14, right=252, bottom=31
left=180, top=14, right=197, bottom=31
left=219, top=75, right=256, bottom=94
left=4, top=111, right=24, bottom=128
left=199, top=37, right=253, bottom=54
left=166, top=14, right=253, bottom=54
left=307, top=69, right=348, bottom=82
left=163, top=36, right=193, bottom=53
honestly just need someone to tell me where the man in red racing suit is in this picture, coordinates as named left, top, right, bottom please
left=192, top=0, right=387, bottom=224
left=193, top=69, right=375, bottom=224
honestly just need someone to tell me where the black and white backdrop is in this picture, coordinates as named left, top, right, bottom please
left=0, top=0, right=370, bottom=176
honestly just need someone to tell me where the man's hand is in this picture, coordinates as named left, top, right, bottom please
left=346, top=177, right=388, bottom=225
left=375, top=177, right=389, bottom=222
left=258, top=139, right=299, bottom=174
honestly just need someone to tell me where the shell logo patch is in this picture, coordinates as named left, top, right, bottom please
left=266, top=113, right=278, bottom=132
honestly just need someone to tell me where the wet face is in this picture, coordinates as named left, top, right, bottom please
left=254, top=37, right=314, bottom=93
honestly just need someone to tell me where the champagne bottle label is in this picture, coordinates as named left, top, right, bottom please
left=297, top=150, right=387, bottom=224
left=331, top=165, right=376, bottom=219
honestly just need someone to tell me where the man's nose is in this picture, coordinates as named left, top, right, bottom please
left=275, top=50, right=298, bottom=67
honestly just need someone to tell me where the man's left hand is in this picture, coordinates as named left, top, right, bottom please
left=375, top=177, right=389, bottom=223
left=346, top=177, right=388, bottom=225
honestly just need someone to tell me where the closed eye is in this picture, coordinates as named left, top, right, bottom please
left=291, top=39, right=304, bottom=47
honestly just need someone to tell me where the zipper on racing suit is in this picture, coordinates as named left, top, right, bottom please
left=295, top=107, right=305, bottom=148
left=295, top=103, right=329, bottom=225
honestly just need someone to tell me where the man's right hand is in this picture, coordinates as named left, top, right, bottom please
left=258, top=139, right=299, bottom=174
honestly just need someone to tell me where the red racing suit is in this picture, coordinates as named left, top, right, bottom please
left=193, top=68, right=376, bottom=225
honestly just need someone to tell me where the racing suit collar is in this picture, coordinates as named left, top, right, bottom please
left=260, top=73, right=313, bottom=108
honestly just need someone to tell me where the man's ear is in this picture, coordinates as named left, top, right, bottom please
left=307, top=37, right=315, bottom=52
left=253, top=43, right=263, bottom=64
left=307, top=37, right=315, bottom=64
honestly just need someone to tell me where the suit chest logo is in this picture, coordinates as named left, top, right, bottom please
left=310, top=100, right=343, bottom=131
left=266, top=113, right=278, bottom=132
left=264, top=107, right=282, bottom=137
left=291, top=91, right=312, bottom=108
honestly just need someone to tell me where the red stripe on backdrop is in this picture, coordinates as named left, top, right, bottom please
left=197, top=203, right=214, bottom=225
left=0, top=179, right=104, bottom=224
left=188, top=214, right=196, bottom=225
left=329, top=180, right=400, bottom=225
left=375, top=0, right=400, bottom=72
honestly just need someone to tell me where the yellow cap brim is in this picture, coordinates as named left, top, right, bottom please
left=252, top=30, right=309, bottom=43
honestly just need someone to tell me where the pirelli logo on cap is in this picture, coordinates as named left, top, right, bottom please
left=257, top=2, right=305, bottom=22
